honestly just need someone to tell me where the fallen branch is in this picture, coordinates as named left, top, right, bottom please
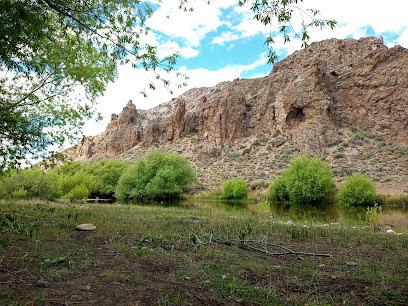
left=215, top=239, right=332, bottom=258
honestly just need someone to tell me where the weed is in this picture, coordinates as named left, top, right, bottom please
left=365, top=204, right=382, bottom=225
left=157, top=292, right=187, bottom=305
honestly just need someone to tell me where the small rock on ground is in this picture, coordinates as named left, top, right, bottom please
left=75, top=224, right=96, bottom=231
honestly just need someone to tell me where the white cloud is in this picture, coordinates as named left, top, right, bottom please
left=396, top=27, right=408, bottom=47
left=148, top=0, right=236, bottom=47
left=218, top=0, right=408, bottom=53
left=212, top=31, right=241, bottom=45
left=157, top=41, right=199, bottom=58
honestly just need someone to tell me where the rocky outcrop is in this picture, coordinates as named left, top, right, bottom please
left=72, top=37, right=408, bottom=188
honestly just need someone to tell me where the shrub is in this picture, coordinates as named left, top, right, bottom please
left=0, top=168, right=59, bottom=200
left=12, top=188, right=29, bottom=199
left=57, top=172, right=95, bottom=200
left=268, top=177, right=289, bottom=202
left=115, top=150, right=195, bottom=202
left=53, top=161, right=82, bottom=176
left=64, top=184, right=89, bottom=201
left=270, top=155, right=335, bottom=205
left=83, top=160, right=131, bottom=198
left=337, top=174, right=377, bottom=207
left=221, top=178, right=248, bottom=200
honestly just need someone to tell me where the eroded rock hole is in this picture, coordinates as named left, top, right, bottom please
left=286, top=107, right=305, bottom=127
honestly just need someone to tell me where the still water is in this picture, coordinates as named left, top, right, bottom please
left=181, top=197, right=408, bottom=228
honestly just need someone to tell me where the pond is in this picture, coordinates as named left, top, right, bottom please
left=180, top=197, right=408, bottom=228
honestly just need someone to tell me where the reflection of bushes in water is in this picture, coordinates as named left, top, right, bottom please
left=365, top=205, right=382, bottom=225
left=338, top=206, right=368, bottom=225
left=270, top=202, right=339, bottom=223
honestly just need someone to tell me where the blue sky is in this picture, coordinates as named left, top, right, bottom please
left=83, top=0, right=408, bottom=135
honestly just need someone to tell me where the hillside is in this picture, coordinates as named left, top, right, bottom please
left=70, top=37, right=408, bottom=192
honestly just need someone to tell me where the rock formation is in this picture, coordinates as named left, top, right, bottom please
left=71, top=37, right=408, bottom=191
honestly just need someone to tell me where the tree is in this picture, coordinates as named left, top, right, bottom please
left=0, top=0, right=177, bottom=170
left=0, top=0, right=335, bottom=171
left=115, top=150, right=195, bottom=202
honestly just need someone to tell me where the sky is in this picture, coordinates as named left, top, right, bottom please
left=82, top=0, right=408, bottom=136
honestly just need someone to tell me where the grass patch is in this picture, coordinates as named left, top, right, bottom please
left=0, top=200, right=407, bottom=305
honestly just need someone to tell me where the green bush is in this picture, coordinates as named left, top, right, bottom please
left=270, top=155, right=335, bottom=205
left=64, top=184, right=89, bottom=201
left=0, top=160, right=133, bottom=201
left=0, top=168, right=59, bottom=200
left=221, top=178, right=248, bottom=200
left=337, top=174, right=377, bottom=207
left=57, top=172, right=95, bottom=199
left=83, top=160, right=130, bottom=198
left=115, top=150, right=195, bottom=202
left=12, top=188, right=29, bottom=199
left=53, top=161, right=82, bottom=176
left=268, top=177, right=289, bottom=202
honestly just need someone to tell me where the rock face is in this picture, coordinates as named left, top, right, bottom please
left=71, top=37, right=408, bottom=189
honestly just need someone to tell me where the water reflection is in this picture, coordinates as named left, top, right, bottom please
left=182, top=196, right=408, bottom=226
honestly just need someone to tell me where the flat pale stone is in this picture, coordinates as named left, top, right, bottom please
left=75, top=224, right=96, bottom=231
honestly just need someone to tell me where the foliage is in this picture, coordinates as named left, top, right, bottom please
left=11, top=188, right=29, bottom=199
left=366, top=204, right=382, bottom=225
left=337, top=174, right=377, bottom=207
left=0, top=167, right=59, bottom=200
left=269, top=155, right=335, bottom=205
left=268, top=177, right=289, bottom=202
left=64, top=184, right=90, bottom=201
left=116, top=151, right=195, bottom=202
left=0, top=0, right=178, bottom=170
left=57, top=172, right=94, bottom=200
left=52, top=161, right=82, bottom=176
left=221, top=178, right=248, bottom=200
left=83, top=160, right=131, bottom=198
left=376, top=194, right=408, bottom=207
left=0, top=159, right=132, bottom=201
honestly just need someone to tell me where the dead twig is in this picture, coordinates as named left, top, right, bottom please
left=215, top=239, right=332, bottom=257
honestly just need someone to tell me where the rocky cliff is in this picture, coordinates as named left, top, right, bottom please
left=71, top=37, right=408, bottom=192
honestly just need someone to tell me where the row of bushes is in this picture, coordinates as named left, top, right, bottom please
left=0, top=151, right=196, bottom=202
left=268, top=155, right=378, bottom=207
left=0, top=151, right=392, bottom=207
left=222, top=155, right=380, bottom=207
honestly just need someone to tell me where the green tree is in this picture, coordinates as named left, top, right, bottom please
left=115, top=150, right=195, bottom=202
left=84, top=160, right=131, bottom=198
left=0, top=0, right=177, bottom=170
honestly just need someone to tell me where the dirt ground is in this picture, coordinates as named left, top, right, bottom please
left=1, top=201, right=407, bottom=305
